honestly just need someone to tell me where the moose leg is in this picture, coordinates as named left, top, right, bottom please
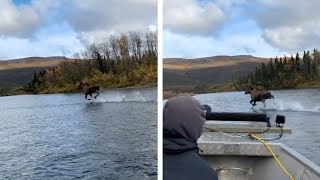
left=253, top=101, right=257, bottom=106
left=94, top=91, right=100, bottom=99
left=250, top=100, right=257, bottom=107
left=85, top=94, right=88, bottom=99
left=250, top=100, right=256, bottom=107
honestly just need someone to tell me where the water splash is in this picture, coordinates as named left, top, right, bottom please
left=257, top=99, right=320, bottom=113
left=94, top=95, right=125, bottom=102
left=134, top=91, right=147, bottom=102
left=92, top=91, right=148, bottom=103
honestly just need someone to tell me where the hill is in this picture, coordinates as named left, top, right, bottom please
left=163, top=55, right=268, bottom=93
left=0, top=56, right=70, bottom=88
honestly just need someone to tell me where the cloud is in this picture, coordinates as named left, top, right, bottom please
left=163, top=0, right=320, bottom=58
left=0, top=0, right=156, bottom=59
left=252, top=0, right=320, bottom=51
left=163, top=30, right=282, bottom=58
left=64, top=0, right=157, bottom=44
left=0, top=35, right=82, bottom=60
left=262, top=25, right=320, bottom=51
left=215, top=0, right=247, bottom=9
left=242, top=46, right=256, bottom=54
left=0, top=0, right=61, bottom=37
left=164, top=0, right=225, bottom=36
left=0, top=0, right=41, bottom=37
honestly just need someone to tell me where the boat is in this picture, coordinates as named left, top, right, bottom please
left=198, top=105, right=320, bottom=180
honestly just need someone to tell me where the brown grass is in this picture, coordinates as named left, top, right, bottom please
left=0, top=57, right=72, bottom=70
left=163, top=59, right=266, bottom=70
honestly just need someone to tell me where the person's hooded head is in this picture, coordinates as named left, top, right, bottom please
left=163, top=95, right=206, bottom=143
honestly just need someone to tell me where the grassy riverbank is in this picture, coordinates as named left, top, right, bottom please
left=1, top=79, right=156, bottom=97
left=32, top=63, right=157, bottom=94
left=0, top=63, right=157, bottom=97
left=0, top=86, right=25, bottom=96
left=163, top=80, right=320, bottom=99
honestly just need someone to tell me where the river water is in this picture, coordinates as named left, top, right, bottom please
left=0, top=87, right=157, bottom=179
left=194, top=88, right=320, bottom=166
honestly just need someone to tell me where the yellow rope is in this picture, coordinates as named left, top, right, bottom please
left=250, top=133, right=295, bottom=180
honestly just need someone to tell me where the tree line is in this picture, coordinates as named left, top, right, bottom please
left=24, top=29, right=157, bottom=94
left=234, top=49, right=320, bottom=90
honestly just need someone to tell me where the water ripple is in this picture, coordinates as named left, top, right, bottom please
left=0, top=88, right=157, bottom=179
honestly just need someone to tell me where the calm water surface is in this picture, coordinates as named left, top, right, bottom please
left=194, top=88, right=320, bottom=166
left=0, top=87, right=157, bottom=179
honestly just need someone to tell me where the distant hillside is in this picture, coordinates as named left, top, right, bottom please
left=163, top=55, right=269, bottom=92
left=0, top=56, right=69, bottom=70
left=0, top=56, right=70, bottom=88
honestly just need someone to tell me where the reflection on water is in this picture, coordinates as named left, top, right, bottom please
left=85, top=102, right=104, bottom=112
left=194, top=88, right=320, bottom=166
left=0, top=87, right=157, bottom=179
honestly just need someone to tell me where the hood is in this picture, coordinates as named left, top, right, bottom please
left=163, top=95, right=206, bottom=143
left=163, top=137, right=198, bottom=154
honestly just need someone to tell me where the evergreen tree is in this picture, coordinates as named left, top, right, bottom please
left=234, top=49, right=320, bottom=90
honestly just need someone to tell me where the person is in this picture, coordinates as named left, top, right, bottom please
left=163, top=96, right=218, bottom=180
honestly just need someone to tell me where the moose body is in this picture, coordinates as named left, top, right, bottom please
left=79, top=82, right=100, bottom=100
left=245, top=87, right=274, bottom=107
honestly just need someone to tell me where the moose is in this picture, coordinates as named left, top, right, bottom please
left=245, top=86, right=274, bottom=107
left=79, top=82, right=100, bottom=100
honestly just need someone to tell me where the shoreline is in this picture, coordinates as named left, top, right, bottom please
left=0, top=84, right=157, bottom=97
left=108, top=84, right=157, bottom=90
left=164, top=84, right=320, bottom=99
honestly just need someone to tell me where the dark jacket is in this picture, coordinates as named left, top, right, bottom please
left=163, top=96, right=218, bottom=180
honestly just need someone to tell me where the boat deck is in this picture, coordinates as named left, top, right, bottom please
left=198, top=130, right=320, bottom=180
left=198, top=132, right=282, bottom=156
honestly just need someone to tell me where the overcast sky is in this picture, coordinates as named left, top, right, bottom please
left=2, top=0, right=319, bottom=60
left=164, top=0, right=320, bottom=58
left=0, top=0, right=157, bottom=59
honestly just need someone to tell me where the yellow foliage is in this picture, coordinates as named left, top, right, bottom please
left=24, top=60, right=157, bottom=95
